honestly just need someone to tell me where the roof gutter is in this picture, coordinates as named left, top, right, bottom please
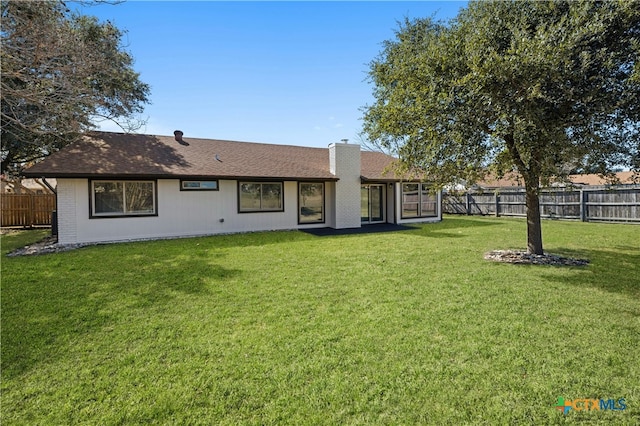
left=23, top=173, right=340, bottom=182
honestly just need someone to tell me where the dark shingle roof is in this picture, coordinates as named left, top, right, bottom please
left=361, top=151, right=400, bottom=181
left=24, top=132, right=399, bottom=181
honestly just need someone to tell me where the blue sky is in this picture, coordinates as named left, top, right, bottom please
left=75, top=1, right=467, bottom=148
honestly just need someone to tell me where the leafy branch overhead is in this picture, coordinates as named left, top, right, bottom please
left=362, top=0, right=640, bottom=254
left=1, top=0, right=151, bottom=175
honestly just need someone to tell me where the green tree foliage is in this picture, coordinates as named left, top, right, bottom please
left=362, top=0, right=640, bottom=254
left=1, top=0, right=150, bottom=176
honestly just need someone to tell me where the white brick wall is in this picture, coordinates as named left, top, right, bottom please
left=56, top=179, right=79, bottom=244
left=54, top=179, right=331, bottom=244
left=329, top=143, right=362, bottom=229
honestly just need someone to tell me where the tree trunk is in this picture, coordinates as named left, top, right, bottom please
left=524, top=182, right=544, bottom=255
left=503, top=133, right=544, bottom=254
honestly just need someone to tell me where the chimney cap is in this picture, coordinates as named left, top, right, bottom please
left=174, top=130, right=189, bottom=145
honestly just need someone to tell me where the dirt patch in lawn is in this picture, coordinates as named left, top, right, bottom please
left=484, top=250, right=589, bottom=266
left=5, top=236, right=87, bottom=257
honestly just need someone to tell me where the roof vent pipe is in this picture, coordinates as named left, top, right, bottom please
left=174, top=130, right=189, bottom=146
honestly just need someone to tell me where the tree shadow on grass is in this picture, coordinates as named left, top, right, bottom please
left=1, top=252, right=241, bottom=381
left=300, top=218, right=498, bottom=239
left=301, top=223, right=415, bottom=237
left=538, top=247, right=640, bottom=298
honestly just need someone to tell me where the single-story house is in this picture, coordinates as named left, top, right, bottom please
left=24, top=131, right=441, bottom=244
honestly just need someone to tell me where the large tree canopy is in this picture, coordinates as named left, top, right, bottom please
left=1, top=0, right=151, bottom=176
left=362, top=0, right=640, bottom=254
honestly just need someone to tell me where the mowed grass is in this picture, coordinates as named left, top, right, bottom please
left=1, top=217, right=639, bottom=425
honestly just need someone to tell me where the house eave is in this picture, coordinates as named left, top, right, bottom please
left=22, top=171, right=339, bottom=182
left=361, top=176, right=432, bottom=183
left=361, top=176, right=398, bottom=183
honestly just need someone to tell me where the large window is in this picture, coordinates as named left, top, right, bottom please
left=402, top=183, right=437, bottom=218
left=91, top=180, right=156, bottom=217
left=299, top=182, right=324, bottom=223
left=239, top=182, right=283, bottom=212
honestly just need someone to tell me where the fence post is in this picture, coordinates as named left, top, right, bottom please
left=580, top=189, right=586, bottom=222
left=495, top=192, right=500, bottom=217
left=466, top=191, right=471, bottom=215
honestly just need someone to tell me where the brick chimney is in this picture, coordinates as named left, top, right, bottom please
left=329, top=141, right=361, bottom=229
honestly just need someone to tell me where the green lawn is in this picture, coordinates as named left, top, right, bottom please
left=1, top=217, right=639, bottom=425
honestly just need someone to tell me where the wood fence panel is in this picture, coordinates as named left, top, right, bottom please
left=32, top=194, right=56, bottom=225
left=442, top=193, right=468, bottom=214
left=1, top=194, right=56, bottom=227
left=585, top=189, right=639, bottom=222
left=499, top=192, right=527, bottom=216
left=1, top=194, right=29, bottom=227
left=443, top=186, right=640, bottom=223
left=540, top=190, right=580, bottom=219
left=470, top=193, right=495, bottom=215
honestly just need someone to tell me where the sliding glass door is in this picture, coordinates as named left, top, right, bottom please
left=361, top=184, right=384, bottom=223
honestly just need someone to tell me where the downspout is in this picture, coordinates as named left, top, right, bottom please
left=41, top=177, right=56, bottom=194
left=41, top=177, right=58, bottom=240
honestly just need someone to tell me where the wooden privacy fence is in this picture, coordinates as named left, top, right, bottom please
left=1, top=194, right=56, bottom=227
left=443, top=186, right=640, bottom=223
